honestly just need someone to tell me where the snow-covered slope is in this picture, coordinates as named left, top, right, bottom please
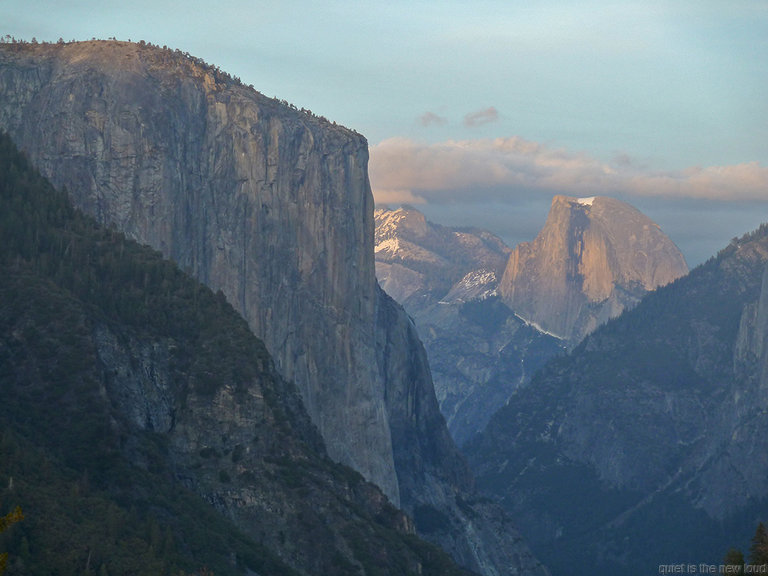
left=442, top=269, right=499, bottom=304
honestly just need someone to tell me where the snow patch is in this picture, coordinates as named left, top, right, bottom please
left=459, top=269, right=496, bottom=291
left=375, top=237, right=400, bottom=255
left=513, top=312, right=565, bottom=340
left=577, top=196, right=595, bottom=206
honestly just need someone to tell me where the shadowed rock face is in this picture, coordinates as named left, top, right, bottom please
left=0, top=40, right=549, bottom=576
left=499, top=195, right=688, bottom=344
left=469, top=225, right=768, bottom=576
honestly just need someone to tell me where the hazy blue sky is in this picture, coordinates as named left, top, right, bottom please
left=3, top=1, right=767, bottom=265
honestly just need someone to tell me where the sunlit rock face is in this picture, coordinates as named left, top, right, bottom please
left=0, top=40, right=550, bottom=576
left=499, top=195, right=688, bottom=344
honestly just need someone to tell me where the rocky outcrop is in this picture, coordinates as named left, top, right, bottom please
left=375, top=206, right=511, bottom=308
left=468, top=225, right=768, bottom=576
left=0, top=40, right=547, bottom=576
left=499, top=195, right=688, bottom=344
left=375, top=286, right=550, bottom=576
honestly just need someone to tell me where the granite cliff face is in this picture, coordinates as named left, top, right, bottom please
left=0, top=40, right=547, bottom=576
left=374, top=206, right=563, bottom=445
left=499, top=195, right=688, bottom=344
left=0, top=134, right=472, bottom=575
left=469, top=225, right=768, bottom=576
left=0, top=40, right=397, bottom=501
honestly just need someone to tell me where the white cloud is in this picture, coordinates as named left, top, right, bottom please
left=368, top=137, right=768, bottom=204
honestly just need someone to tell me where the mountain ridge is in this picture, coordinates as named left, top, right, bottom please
left=373, top=198, right=686, bottom=446
left=468, top=222, right=768, bottom=576
left=375, top=205, right=511, bottom=308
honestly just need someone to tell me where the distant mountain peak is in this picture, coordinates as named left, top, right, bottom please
left=500, top=194, right=688, bottom=344
left=375, top=205, right=429, bottom=243
left=373, top=207, right=564, bottom=446
left=374, top=205, right=510, bottom=306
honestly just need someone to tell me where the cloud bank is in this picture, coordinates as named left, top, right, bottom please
left=369, top=137, right=768, bottom=206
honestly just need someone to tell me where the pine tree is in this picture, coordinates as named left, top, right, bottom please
left=750, top=522, right=768, bottom=566
left=723, top=548, right=745, bottom=575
